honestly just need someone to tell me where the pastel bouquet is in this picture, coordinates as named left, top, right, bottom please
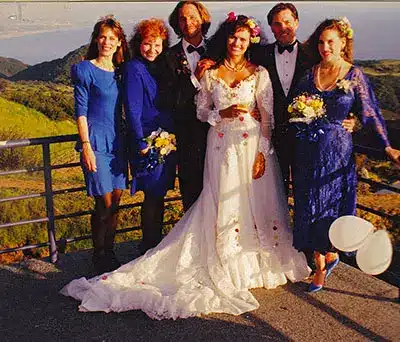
left=288, top=93, right=326, bottom=124
left=288, top=93, right=327, bottom=142
left=138, top=128, right=177, bottom=172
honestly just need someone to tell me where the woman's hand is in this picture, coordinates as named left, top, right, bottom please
left=140, top=146, right=150, bottom=156
left=385, top=146, right=400, bottom=168
left=219, top=104, right=248, bottom=119
left=194, top=58, right=216, bottom=81
left=252, top=152, right=265, bottom=179
left=82, top=143, right=97, bottom=172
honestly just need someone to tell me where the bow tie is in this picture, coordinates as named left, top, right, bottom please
left=277, top=41, right=297, bottom=54
left=187, top=45, right=205, bottom=55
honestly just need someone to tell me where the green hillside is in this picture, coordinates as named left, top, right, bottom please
left=0, top=79, right=74, bottom=120
left=0, top=97, right=77, bottom=169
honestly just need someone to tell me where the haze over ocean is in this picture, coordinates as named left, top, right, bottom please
left=0, top=1, right=399, bottom=65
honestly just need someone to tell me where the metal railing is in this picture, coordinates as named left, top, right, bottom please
left=0, top=134, right=398, bottom=262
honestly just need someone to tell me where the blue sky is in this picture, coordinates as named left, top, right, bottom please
left=0, top=1, right=399, bottom=65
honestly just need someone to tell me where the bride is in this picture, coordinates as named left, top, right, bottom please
left=61, top=14, right=310, bottom=320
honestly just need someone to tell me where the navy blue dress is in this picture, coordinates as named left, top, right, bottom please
left=291, top=66, right=390, bottom=253
left=72, top=60, right=127, bottom=196
left=123, top=57, right=177, bottom=197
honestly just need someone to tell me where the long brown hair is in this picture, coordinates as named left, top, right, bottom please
left=304, top=18, right=354, bottom=65
left=169, top=1, right=211, bottom=38
left=85, top=15, right=129, bottom=67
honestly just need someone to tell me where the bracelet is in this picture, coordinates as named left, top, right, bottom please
left=81, top=140, right=90, bottom=144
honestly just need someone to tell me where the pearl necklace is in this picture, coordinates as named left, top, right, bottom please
left=223, top=58, right=247, bottom=72
left=315, top=63, right=342, bottom=91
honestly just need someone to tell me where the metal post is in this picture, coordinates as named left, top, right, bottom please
left=42, top=143, right=57, bottom=263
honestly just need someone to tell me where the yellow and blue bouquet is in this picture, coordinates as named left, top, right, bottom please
left=139, top=128, right=177, bottom=172
left=288, top=93, right=326, bottom=124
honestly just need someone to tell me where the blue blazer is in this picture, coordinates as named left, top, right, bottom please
left=122, top=57, right=174, bottom=154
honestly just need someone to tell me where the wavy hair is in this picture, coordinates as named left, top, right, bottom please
left=128, top=18, right=170, bottom=59
left=169, top=1, right=211, bottom=38
left=304, top=18, right=354, bottom=65
left=205, top=14, right=262, bottom=66
left=85, top=15, right=129, bottom=67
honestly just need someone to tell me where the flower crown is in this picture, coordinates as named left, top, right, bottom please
left=337, top=17, right=353, bottom=39
left=226, top=12, right=261, bottom=44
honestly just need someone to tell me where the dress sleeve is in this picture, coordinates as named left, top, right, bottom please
left=255, top=66, right=274, bottom=155
left=122, top=62, right=148, bottom=151
left=352, top=67, right=390, bottom=148
left=71, top=63, right=90, bottom=119
left=196, top=70, right=221, bottom=126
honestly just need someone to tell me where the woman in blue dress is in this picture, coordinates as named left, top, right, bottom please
left=291, top=18, right=400, bottom=292
left=123, top=19, right=177, bottom=254
left=72, top=16, right=129, bottom=274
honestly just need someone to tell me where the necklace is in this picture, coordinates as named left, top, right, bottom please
left=223, top=58, right=247, bottom=72
left=315, top=63, right=342, bottom=91
left=94, top=58, right=115, bottom=72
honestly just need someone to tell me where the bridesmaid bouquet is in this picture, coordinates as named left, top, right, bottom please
left=139, top=128, right=177, bottom=172
left=288, top=93, right=327, bottom=142
left=288, top=93, right=326, bottom=124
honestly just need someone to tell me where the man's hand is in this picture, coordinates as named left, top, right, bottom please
left=342, top=113, right=357, bottom=133
left=252, top=152, right=265, bottom=179
left=250, top=107, right=261, bottom=122
left=194, top=58, right=216, bottom=81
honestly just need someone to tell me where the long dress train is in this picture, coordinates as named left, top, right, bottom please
left=60, top=66, right=310, bottom=320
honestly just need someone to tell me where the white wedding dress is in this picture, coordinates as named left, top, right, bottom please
left=61, top=66, right=310, bottom=320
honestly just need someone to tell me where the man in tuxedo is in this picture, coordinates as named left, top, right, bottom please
left=252, top=3, right=309, bottom=194
left=254, top=2, right=355, bottom=194
left=157, top=1, right=212, bottom=211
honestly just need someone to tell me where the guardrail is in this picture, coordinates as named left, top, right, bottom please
left=0, top=134, right=398, bottom=263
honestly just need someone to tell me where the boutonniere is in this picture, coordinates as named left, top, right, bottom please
left=176, top=51, right=191, bottom=76
left=337, top=79, right=357, bottom=94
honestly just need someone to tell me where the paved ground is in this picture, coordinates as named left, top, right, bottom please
left=1, top=241, right=399, bottom=342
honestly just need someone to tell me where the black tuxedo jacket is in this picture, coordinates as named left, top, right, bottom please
left=156, top=40, right=203, bottom=123
left=252, top=42, right=311, bottom=138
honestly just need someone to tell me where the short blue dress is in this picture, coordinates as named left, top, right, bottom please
left=123, top=57, right=177, bottom=197
left=72, top=60, right=127, bottom=196
left=291, top=66, right=390, bottom=253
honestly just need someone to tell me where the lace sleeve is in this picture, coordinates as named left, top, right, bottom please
left=255, top=66, right=274, bottom=155
left=352, top=67, right=390, bottom=148
left=196, top=70, right=221, bottom=126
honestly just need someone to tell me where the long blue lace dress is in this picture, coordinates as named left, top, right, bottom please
left=291, top=66, right=390, bottom=253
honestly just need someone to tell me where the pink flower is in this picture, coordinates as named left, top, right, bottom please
left=242, top=132, right=248, bottom=139
left=101, top=275, right=108, bottom=280
left=218, top=132, right=224, bottom=138
left=239, top=116, right=244, bottom=122
left=226, top=12, right=236, bottom=22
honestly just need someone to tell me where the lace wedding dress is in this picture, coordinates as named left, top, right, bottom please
left=61, top=66, right=310, bottom=320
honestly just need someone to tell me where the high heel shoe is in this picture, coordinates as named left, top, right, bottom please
left=308, top=270, right=326, bottom=293
left=325, top=255, right=339, bottom=279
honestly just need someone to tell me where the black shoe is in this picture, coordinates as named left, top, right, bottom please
left=92, top=253, right=109, bottom=275
left=105, top=250, right=121, bottom=271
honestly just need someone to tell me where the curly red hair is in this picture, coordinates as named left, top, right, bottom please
left=129, top=18, right=170, bottom=58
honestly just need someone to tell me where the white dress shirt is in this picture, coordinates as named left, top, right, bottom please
left=274, top=42, right=298, bottom=97
left=182, top=39, right=206, bottom=90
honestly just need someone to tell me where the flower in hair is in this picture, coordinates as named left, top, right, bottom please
left=337, top=17, right=353, bottom=39
left=226, top=12, right=237, bottom=23
left=246, top=18, right=261, bottom=44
